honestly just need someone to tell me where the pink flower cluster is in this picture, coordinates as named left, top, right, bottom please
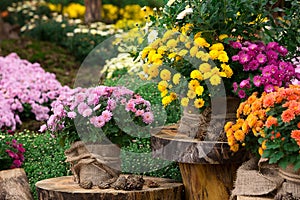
left=43, top=85, right=154, bottom=133
left=0, top=53, right=71, bottom=130
left=5, top=139, right=25, bottom=168
left=230, top=41, right=299, bottom=99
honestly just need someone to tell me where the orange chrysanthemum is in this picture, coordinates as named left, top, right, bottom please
left=281, top=109, right=295, bottom=123
left=263, top=94, right=275, bottom=108
left=265, top=116, right=278, bottom=128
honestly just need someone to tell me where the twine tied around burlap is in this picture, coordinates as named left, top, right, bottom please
left=64, top=141, right=121, bottom=186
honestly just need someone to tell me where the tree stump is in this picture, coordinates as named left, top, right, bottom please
left=151, top=125, right=248, bottom=200
left=0, top=168, right=33, bottom=200
left=36, top=175, right=184, bottom=200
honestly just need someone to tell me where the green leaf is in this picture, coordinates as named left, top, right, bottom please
left=269, top=151, right=284, bottom=164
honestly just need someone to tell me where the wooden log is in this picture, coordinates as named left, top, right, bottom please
left=151, top=125, right=248, bottom=164
left=179, top=163, right=239, bottom=200
left=0, top=168, right=33, bottom=200
left=36, top=175, right=184, bottom=200
left=151, top=125, right=247, bottom=200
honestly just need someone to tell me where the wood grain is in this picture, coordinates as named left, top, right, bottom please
left=36, top=175, right=184, bottom=200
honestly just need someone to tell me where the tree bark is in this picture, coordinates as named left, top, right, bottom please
left=0, top=168, right=33, bottom=200
left=84, top=0, right=102, bottom=24
left=36, top=175, right=184, bottom=200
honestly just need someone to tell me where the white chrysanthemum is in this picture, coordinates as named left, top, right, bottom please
left=147, top=30, right=158, bottom=44
left=176, top=8, right=193, bottom=20
left=167, top=0, right=176, bottom=6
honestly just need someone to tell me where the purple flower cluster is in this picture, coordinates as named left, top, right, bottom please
left=230, top=41, right=299, bottom=99
left=42, top=85, right=154, bottom=133
left=5, top=139, right=25, bottom=169
left=0, top=53, right=71, bottom=130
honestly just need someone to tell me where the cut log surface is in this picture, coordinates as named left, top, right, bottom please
left=36, top=175, right=184, bottom=200
left=0, top=168, right=33, bottom=200
left=151, top=124, right=248, bottom=164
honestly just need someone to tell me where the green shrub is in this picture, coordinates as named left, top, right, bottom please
left=9, top=130, right=71, bottom=200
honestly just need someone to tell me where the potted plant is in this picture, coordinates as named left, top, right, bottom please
left=225, top=85, right=300, bottom=172
left=42, top=85, right=154, bottom=186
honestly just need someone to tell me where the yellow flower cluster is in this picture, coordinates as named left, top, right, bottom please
left=141, top=26, right=232, bottom=108
left=224, top=92, right=266, bottom=153
left=102, top=4, right=119, bottom=21
left=48, top=3, right=85, bottom=19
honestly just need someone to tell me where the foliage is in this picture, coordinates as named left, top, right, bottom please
left=225, top=85, right=300, bottom=170
left=0, top=132, right=25, bottom=170
left=121, top=137, right=181, bottom=181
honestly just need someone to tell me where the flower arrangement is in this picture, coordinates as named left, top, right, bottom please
left=43, top=85, right=154, bottom=145
left=225, top=85, right=300, bottom=170
left=137, top=0, right=300, bottom=113
left=0, top=135, right=25, bottom=170
left=230, top=41, right=298, bottom=99
left=140, top=28, right=232, bottom=111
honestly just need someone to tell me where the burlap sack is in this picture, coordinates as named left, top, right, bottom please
left=231, top=157, right=284, bottom=199
left=65, top=141, right=121, bottom=185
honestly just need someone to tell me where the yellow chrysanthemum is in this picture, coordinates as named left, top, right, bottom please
left=190, top=46, right=198, bottom=57
left=194, top=98, right=205, bottom=108
left=199, top=63, right=211, bottom=73
left=224, top=122, right=233, bottom=132
left=258, top=147, right=264, bottom=156
left=196, top=51, right=210, bottom=62
left=187, top=90, right=196, bottom=99
left=218, top=51, right=229, bottom=62
left=166, top=39, right=177, bottom=49
left=219, top=34, right=228, bottom=41
left=168, top=52, right=177, bottom=59
left=194, top=32, right=202, bottom=39
left=148, top=65, right=159, bottom=78
left=150, top=53, right=163, bottom=62
left=149, top=38, right=161, bottom=49
left=170, top=92, right=177, bottom=100
left=194, top=37, right=210, bottom=47
left=157, top=46, right=167, bottom=54
left=209, top=43, right=224, bottom=51
left=195, top=85, right=204, bottom=96
left=161, top=89, right=168, bottom=97
left=261, top=140, right=267, bottom=150
left=158, top=80, right=168, bottom=92
left=160, top=69, right=171, bottom=81
left=190, top=70, right=203, bottom=80
left=179, top=34, right=188, bottom=42
left=163, top=30, right=176, bottom=41
left=172, top=73, right=181, bottom=85
left=203, top=72, right=212, bottom=79
left=209, top=49, right=220, bottom=60
left=185, top=42, right=191, bottom=49
left=210, top=74, right=221, bottom=85
left=188, top=79, right=200, bottom=91
left=246, top=114, right=258, bottom=128
left=162, top=95, right=173, bottom=107
left=227, top=135, right=236, bottom=146
left=221, top=63, right=233, bottom=78
left=178, top=49, right=188, bottom=56
left=147, top=50, right=156, bottom=62
left=181, top=97, right=189, bottom=107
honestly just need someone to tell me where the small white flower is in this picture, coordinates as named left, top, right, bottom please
left=74, top=28, right=81, bottom=33
left=176, top=8, right=193, bottom=20
left=81, top=28, right=89, bottom=33
left=66, top=32, right=74, bottom=37
left=167, top=0, right=176, bottom=6
left=147, top=30, right=158, bottom=43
